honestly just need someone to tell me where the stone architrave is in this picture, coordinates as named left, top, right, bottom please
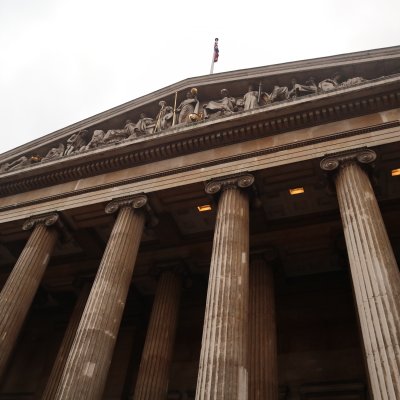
left=321, top=149, right=400, bottom=400
left=55, top=195, right=147, bottom=400
left=195, top=173, right=254, bottom=400
left=0, top=212, right=59, bottom=379
left=133, top=269, right=182, bottom=400
left=41, top=282, right=92, bottom=399
left=249, top=254, right=278, bottom=400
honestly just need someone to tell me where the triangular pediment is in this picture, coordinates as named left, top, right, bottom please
left=1, top=46, right=400, bottom=195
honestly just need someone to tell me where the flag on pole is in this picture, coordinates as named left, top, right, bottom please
left=213, top=38, right=219, bottom=62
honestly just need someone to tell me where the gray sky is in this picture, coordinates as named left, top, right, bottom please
left=0, top=0, right=399, bottom=155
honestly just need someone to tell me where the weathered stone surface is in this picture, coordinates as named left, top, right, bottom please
left=196, top=175, right=251, bottom=400
left=322, top=150, right=400, bottom=400
left=54, top=196, right=146, bottom=400
left=133, top=270, right=182, bottom=400
left=0, top=213, right=59, bottom=379
left=41, top=282, right=91, bottom=399
left=249, top=256, right=278, bottom=400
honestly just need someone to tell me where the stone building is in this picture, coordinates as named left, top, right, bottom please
left=0, top=46, right=399, bottom=400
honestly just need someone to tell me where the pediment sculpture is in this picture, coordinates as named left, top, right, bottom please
left=0, top=71, right=372, bottom=173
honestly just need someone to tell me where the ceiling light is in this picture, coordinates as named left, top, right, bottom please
left=197, top=205, right=212, bottom=212
left=391, top=168, right=400, bottom=176
left=289, top=187, right=305, bottom=195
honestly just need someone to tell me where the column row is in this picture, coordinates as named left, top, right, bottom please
left=0, top=148, right=398, bottom=400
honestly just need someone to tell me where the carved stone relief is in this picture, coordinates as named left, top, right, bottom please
left=0, top=71, right=376, bottom=174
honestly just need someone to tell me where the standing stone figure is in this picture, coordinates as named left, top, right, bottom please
left=64, top=130, right=88, bottom=156
left=243, top=85, right=259, bottom=110
left=177, top=89, right=200, bottom=124
left=154, top=101, right=174, bottom=132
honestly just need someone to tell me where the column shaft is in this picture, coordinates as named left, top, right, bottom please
left=133, top=271, right=182, bottom=400
left=41, top=283, right=91, bottom=399
left=196, top=186, right=249, bottom=400
left=55, top=205, right=145, bottom=400
left=0, top=223, right=58, bottom=378
left=249, top=257, right=278, bottom=400
left=335, top=162, right=400, bottom=400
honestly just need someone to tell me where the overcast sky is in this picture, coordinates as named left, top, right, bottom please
left=0, top=0, right=399, bottom=155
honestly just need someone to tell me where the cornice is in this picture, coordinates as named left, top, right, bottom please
left=0, top=120, right=398, bottom=213
left=0, top=78, right=399, bottom=197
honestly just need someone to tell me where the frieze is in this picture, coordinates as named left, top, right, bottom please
left=0, top=72, right=389, bottom=175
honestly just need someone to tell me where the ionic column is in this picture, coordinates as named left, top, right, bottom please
left=133, top=269, right=182, bottom=400
left=55, top=195, right=147, bottom=400
left=0, top=212, right=59, bottom=379
left=321, top=149, right=400, bottom=400
left=196, top=173, right=254, bottom=400
left=249, top=255, right=278, bottom=400
left=41, top=282, right=91, bottom=399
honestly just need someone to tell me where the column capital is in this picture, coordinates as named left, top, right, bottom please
left=205, top=172, right=255, bottom=195
left=105, top=194, right=159, bottom=228
left=320, top=148, right=376, bottom=172
left=22, top=212, right=59, bottom=231
left=105, top=194, right=148, bottom=214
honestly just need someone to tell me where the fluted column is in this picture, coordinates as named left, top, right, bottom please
left=0, top=212, right=59, bottom=379
left=196, top=173, right=254, bottom=400
left=133, top=269, right=182, bottom=400
left=41, top=282, right=91, bottom=399
left=321, top=149, right=400, bottom=400
left=249, top=255, right=278, bottom=400
left=55, top=194, right=147, bottom=400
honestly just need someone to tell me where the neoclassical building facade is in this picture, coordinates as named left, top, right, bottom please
left=0, top=46, right=399, bottom=400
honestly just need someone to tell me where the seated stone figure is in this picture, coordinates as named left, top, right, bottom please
left=340, top=76, right=366, bottom=87
left=270, top=85, right=290, bottom=102
left=133, top=113, right=155, bottom=135
left=81, top=130, right=106, bottom=151
left=42, top=143, right=65, bottom=162
left=103, top=126, right=130, bottom=144
left=203, top=89, right=236, bottom=119
left=124, top=120, right=137, bottom=138
left=288, top=77, right=318, bottom=98
left=318, top=73, right=342, bottom=91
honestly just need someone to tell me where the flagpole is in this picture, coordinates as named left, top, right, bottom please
left=210, top=56, right=215, bottom=74
left=210, top=38, right=218, bottom=74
